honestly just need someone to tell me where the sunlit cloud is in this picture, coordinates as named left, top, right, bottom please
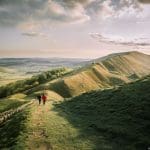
left=89, top=33, right=150, bottom=47
left=0, top=0, right=150, bottom=57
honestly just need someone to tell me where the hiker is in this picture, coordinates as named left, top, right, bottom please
left=42, top=93, right=47, bottom=105
left=37, top=95, right=42, bottom=105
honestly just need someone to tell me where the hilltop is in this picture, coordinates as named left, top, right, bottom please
left=0, top=51, right=149, bottom=99
left=45, top=51, right=150, bottom=97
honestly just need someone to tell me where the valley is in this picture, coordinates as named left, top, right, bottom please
left=0, top=58, right=86, bottom=86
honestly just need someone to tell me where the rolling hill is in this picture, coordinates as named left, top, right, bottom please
left=0, top=58, right=87, bottom=86
left=46, top=51, right=150, bottom=97
left=0, top=51, right=149, bottom=99
left=1, top=75, right=149, bottom=149
left=0, top=51, right=150, bottom=149
left=55, top=75, right=150, bottom=149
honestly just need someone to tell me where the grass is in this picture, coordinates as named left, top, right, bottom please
left=8, top=93, right=27, bottom=99
left=0, top=99, right=28, bottom=113
left=0, top=76, right=149, bottom=149
left=49, top=64, right=130, bottom=98
left=0, top=107, right=30, bottom=149
left=1, top=52, right=150, bottom=99
left=54, top=75, right=150, bottom=149
left=13, top=100, right=103, bottom=149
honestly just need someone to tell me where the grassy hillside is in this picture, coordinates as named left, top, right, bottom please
left=54, top=75, right=150, bottom=149
left=0, top=98, right=27, bottom=113
left=0, top=51, right=149, bottom=99
left=48, top=51, right=150, bottom=97
left=0, top=76, right=149, bottom=149
left=0, top=106, right=30, bottom=149
left=0, top=67, right=70, bottom=98
left=100, top=51, right=150, bottom=77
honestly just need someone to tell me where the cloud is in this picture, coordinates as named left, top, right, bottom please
left=0, top=0, right=149, bottom=29
left=0, top=0, right=91, bottom=27
left=138, top=0, right=150, bottom=3
left=47, top=1, right=90, bottom=24
left=95, top=0, right=115, bottom=20
left=86, top=0, right=145, bottom=21
left=89, top=33, right=150, bottom=47
left=22, top=31, right=48, bottom=39
left=22, top=32, right=38, bottom=37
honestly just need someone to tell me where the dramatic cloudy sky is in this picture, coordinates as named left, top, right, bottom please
left=0, top=0, right=150, bottom=58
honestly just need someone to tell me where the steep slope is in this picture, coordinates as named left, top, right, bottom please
left=48, top=51, right=150, bottom=97
left=55, top=75, right=150, bottom=149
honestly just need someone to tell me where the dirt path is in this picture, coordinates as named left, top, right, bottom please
left=24, top=100, right=94, bottom=150
left=26, top=101, right=53, bottom=150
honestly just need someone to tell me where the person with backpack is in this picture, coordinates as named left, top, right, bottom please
left=42, top=93, right=47, bottom=105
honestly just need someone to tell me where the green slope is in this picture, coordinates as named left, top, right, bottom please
left=1, top=51, right=149, bottom=99
left=0, top=67, right=70, bottom=98
left=48, top=51, right=150, bottom=97
left=54, top=75, right=150, bottom=149
left=0, top=76, right=149, bottom=149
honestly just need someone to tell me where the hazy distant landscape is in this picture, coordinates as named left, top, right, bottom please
left=0, top=58, right=87, bottom=86
left=0, top=51, right=150, bottom=149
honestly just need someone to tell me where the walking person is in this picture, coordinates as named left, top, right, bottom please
left=37, top=95, right=42, bottom=105
left=42, top=93, right=47, bottom=105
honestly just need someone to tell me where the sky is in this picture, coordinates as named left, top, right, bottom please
left=0, top=0, right=150, bottom=58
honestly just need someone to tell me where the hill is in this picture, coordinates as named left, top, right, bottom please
left=0, top=51, right=149, bottom=99
left=55, top=75, right=150, bottom=149
left=47, top=51, right=150, bottom=97
left=0, top=76, right=149, bottom=149
left=0, top=52, right=150, bottom=149
left=0, top=67, right=71, bottom=98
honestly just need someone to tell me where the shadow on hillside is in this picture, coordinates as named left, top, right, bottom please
left=0, top=109, right=29, bottom=149
left=53, top=78, right=150, bottom=150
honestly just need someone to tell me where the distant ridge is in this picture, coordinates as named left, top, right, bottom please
left=5, top=51, right=149, bottom=99
left=47, top=51, right=150, bottom=97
